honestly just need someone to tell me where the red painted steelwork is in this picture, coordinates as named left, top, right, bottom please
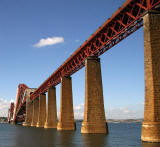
left=13, top=84, right=28, bottom=122
left=8, top=102, right=15, bottom=122
left=30, top=0, right=160, bottom=100
left=10, top=103, right=14, bottom=118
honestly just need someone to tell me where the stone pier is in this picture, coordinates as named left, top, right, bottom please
left=36, top=94, right=46, bottom=128
left=57, top=76, right=75, bottom=130
left=23, top=88, right=36, bottom=126
left=81, top=56, right=107, bottom=134
left=23, top=101, right=33, bottom=126
left=31, top=99, right=39, bottom=127
left=141, top=11, right=160, bottom=142
left=44, top=87, right=57, bottom=128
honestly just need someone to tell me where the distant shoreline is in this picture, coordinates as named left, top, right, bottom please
left=0, top=117, right=143, bottom=123
left=76, top=119, right=143, bottom=123
left=107, top=119, right=143, bottom=123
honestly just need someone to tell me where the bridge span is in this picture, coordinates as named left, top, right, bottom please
left=8, top=0, right=160, bottom=142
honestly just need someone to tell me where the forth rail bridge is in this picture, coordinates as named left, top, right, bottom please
left=8, top=0, right=160, bottom=142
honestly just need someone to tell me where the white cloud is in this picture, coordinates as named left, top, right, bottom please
left=34, top=36, right=64, bottom=48
left=0, top=98, right=10, bottom=117
left=72, top=102, right=144, bottom=120
left=75, top=39, right=80, bottom=42
left=56, top=103, right=84, bottom=120
left=74, top=103, right=84, bottom=119
left=74, top=103, right=84, bottom=111
left=107, top=105, right=144, bottom=119
left=10, top=99, right=15, bottom=103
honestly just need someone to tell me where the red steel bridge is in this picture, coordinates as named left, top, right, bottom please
left=9, top=0, right=160, bottom=123
left=8, top=84, right=28, bottom=123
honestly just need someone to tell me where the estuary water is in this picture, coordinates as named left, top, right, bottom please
left=0, top=122, right=160, bottom=147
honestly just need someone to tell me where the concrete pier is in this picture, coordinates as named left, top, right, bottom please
left=141, top=12, right=160, bottom=142
left=81, top=56, right=107, bottom=133
left=36, top=94, right=46, bottom=128
left=44, top=87, right=57, bottom=128
left=57, top=76, right=75, bottom=130
left=31, top=99, right=39, bottom=127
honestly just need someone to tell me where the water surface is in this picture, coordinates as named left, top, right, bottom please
left=0, top=122, right=160, bottom=147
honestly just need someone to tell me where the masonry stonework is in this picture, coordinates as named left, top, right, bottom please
left=36, top=94, right=46, bottom=127
left=141, top=11, right=160, bottom=142
left=44, top=87, right=57, bottom=128
left=23, top=88, right=36, bottom=126
left=57, top=76, right=75, bottom=130
left=81, top=56, right=108, bottom=133
left=31, top=99, right=39, bottom=127
left=23, top=102, right=33, bottom=126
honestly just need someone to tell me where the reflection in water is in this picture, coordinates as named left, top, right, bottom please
left=142, top=142, right=160, bottom=147
left=82, top=134, right=107, bottom=147
left=57, top=131, right=75, bottom=147
left=14, top=126, right=57, bottom=147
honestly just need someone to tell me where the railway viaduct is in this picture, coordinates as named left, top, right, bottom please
left=8, top=0, right=160, bottom=142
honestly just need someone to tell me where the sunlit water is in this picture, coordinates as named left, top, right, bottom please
left=0, top=122, right=160, bottom=147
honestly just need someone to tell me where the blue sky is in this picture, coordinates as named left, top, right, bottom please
left=0, top=0, right=144, bottom=118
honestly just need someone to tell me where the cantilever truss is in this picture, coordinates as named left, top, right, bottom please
left=13, top=84, right=28, bottom=122
left=30, top=0, right=160, bottom=100
left=8, top=102, right=14, bottom=122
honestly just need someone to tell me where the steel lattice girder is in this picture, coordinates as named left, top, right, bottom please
left=30, top=0, right=160, bottom=101
left=9, top=102, right=14, bottom=119
left=13, top=84, right=28, bottom=122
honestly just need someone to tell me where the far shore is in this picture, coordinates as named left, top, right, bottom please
left=0, top=117, right=143, bottom=124
left=76, top=119, right=143, bottom=123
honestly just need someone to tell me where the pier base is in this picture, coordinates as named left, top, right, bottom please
left=81, top=56, right=107, bottom=134
left=142, top=122, right=160, bottom=142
